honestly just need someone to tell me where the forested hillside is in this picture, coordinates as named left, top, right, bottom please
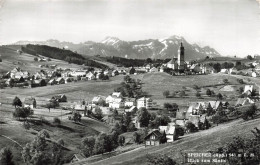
left=21, top=44, right=107, bottom=69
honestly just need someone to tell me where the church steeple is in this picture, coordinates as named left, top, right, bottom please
left=178, top=42, right=185, bottom=71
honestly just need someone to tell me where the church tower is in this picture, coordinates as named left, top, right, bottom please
left=178, top=42, right=185, bottom=71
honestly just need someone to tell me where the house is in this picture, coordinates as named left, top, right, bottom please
left=109, top=97, right=124, bottom=109
left=86, top=72, right=95, bottom=80
left=175, top=110, right=189, bottom=127
left=112, top=92, right=122, bottom=98
left=24, top=97, right=37, bottom=109
left=56, top=77, right=65, bottom=84
left=70, top=153, right=86, bottom=163
left=48, top=79, right=57, bottom=85
left=144, top=129, right=163, bottom=146
left=124, top=98, right=136, bottom=107
left=31, top=79, right=47, bottom=87
left=52, top=94, right=67, bottom=102
left=74, top=104, right=86, bottom=116
left=158, top=124, right=177, bottom=142
left=190, top=64, right=202, bottom=73
left=149, top=67, right=159, bottom=73
left=187, top=102, right=206, bottom=115
left=235, top=97, right=255, bottom=107
left=92, top=96, right=105, bottom=105
left=208, top=101, right=222, bottom=111
left=105, top=95, right=114, bottom=104
left=244, top=85, right=254, bottom=93
left=64, top=77, right=73, bottom=84
left=137, top=97, right=153, bottom=109
left=70, top=71, right=86, bottom=77
left=166, top=58, right=178, bottom=70
left=125, top=106, right=137, bottom=114
left=5, top=78, right=14, bottom=86
left=252, top=71, right=258, bottom=78
left=220, top=69, right=228, bottom=74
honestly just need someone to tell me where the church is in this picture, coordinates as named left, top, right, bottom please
left=166, top=42, right=187, bottom=72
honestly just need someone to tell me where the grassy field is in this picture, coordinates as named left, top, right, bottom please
left=131, top=72, right=245, bottom=107
left=71, top=117, right=260, bottom=165
left=0, top=45, right=85, bottom=74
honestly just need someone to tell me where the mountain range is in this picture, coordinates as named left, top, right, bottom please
left=14, top=36, right=221, bottom=60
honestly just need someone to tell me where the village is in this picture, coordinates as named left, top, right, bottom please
left=1, top=42, right=260, bottom=165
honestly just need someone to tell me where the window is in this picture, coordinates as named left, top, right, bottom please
left=151, top=135, right=155, bottom=139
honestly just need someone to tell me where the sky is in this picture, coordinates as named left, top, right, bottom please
left=0, top=0, right=260, bottom=57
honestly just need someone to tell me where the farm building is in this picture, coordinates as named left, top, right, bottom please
left=137, top=97, right=153, bottom=109
left=235, top=97, right=255, bottom=107
left=24, top=97, right=37, bottom=109
left=144, top=130, right=163, bottom=146
left=56, top=77, right=65, bottom=84
left=158, top=124, right=178, bottom=142
left=52, top=94, right=67, bottom=102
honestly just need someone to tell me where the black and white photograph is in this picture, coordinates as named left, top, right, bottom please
left=0, top=0, right=260, bottom=164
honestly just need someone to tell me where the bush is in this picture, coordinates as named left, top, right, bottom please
left=0, top=147, right=15, bottom=165
left=185, top=121, right=197, bottom=133
left=196, top=91, right=201, bottom=98
left=34, top=57, right=38, bottom=61
left=23, top=121, right=31, bottom=130
left=242, top=104, right=257, bottom=120
left=163, top=90, right=170, bottom=98
left=53, top=117, right=61, bottom=125
left=57, top=139, right=65, bottom=146
left=146, top=154, right=177, bottom=165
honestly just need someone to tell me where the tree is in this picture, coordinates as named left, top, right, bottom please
left=185, top=121, right=197, bottom=133
left=12, top=96, right=22, bottom=108
left=129, top=67, right=136, bottom=74
left=146, top=58, right=152, bottom=63
left=160, top=131, right=167, bottom=144
left=53, top=117, right=61, bottom=125
left=179, top=91, right=185, bottom=98
left=217, top=93, right=223, bottom=100
left=137, top=108, right=151, bottom=127
left=72, top=112, right=82, bottom=123
left=223, top=79, right=229, bottom=84
left=57, top=138, right=65, bottom=147
left=206, top=89, right=212, bottom=96
left=242, top=104, right=257, bottom=120
left=164, top=103, right=173, bottom=110
left=247, top=55, right=253, bottom=60
left=163, top=90, right=170, bottom=98
left=22, top=132, right=52, bottom=165
left=81, top=136, right=95, bottom=157
left=0, top=147, right=15, bottom=165
left=213, top=63, right=221, bottom=72
left=196, top=91, right=201, bottom=98
left=94, top=107, right=103, bottom=120
left=13, top=107, right=33, bottom=121
left=118, top=135, right=125, bottom=146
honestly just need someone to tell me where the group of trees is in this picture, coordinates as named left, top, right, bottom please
left=104, top=56, right=167, bottom=68
left=163, top=90, right=186, bottom=98
left=22, top=129, right=65, bottom=165
left=21, top=44, right=107, bottom=69
left=137, top=108, right=171, bottom=128
left=0, top=147, right=15, bottom=165
left=81, top=127, right=125, bottom=157
left=13, top=107, right=33, bottom=121
left=241, top=104, right=257, bottom=120
left=216, top=127, right=260, bottom=165
left=114, top=76, right=143, bottom=98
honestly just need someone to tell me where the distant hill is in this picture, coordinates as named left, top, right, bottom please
left=21, top=44, right=108, bottom=69
left=14, top=36, right=221, bottom=60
